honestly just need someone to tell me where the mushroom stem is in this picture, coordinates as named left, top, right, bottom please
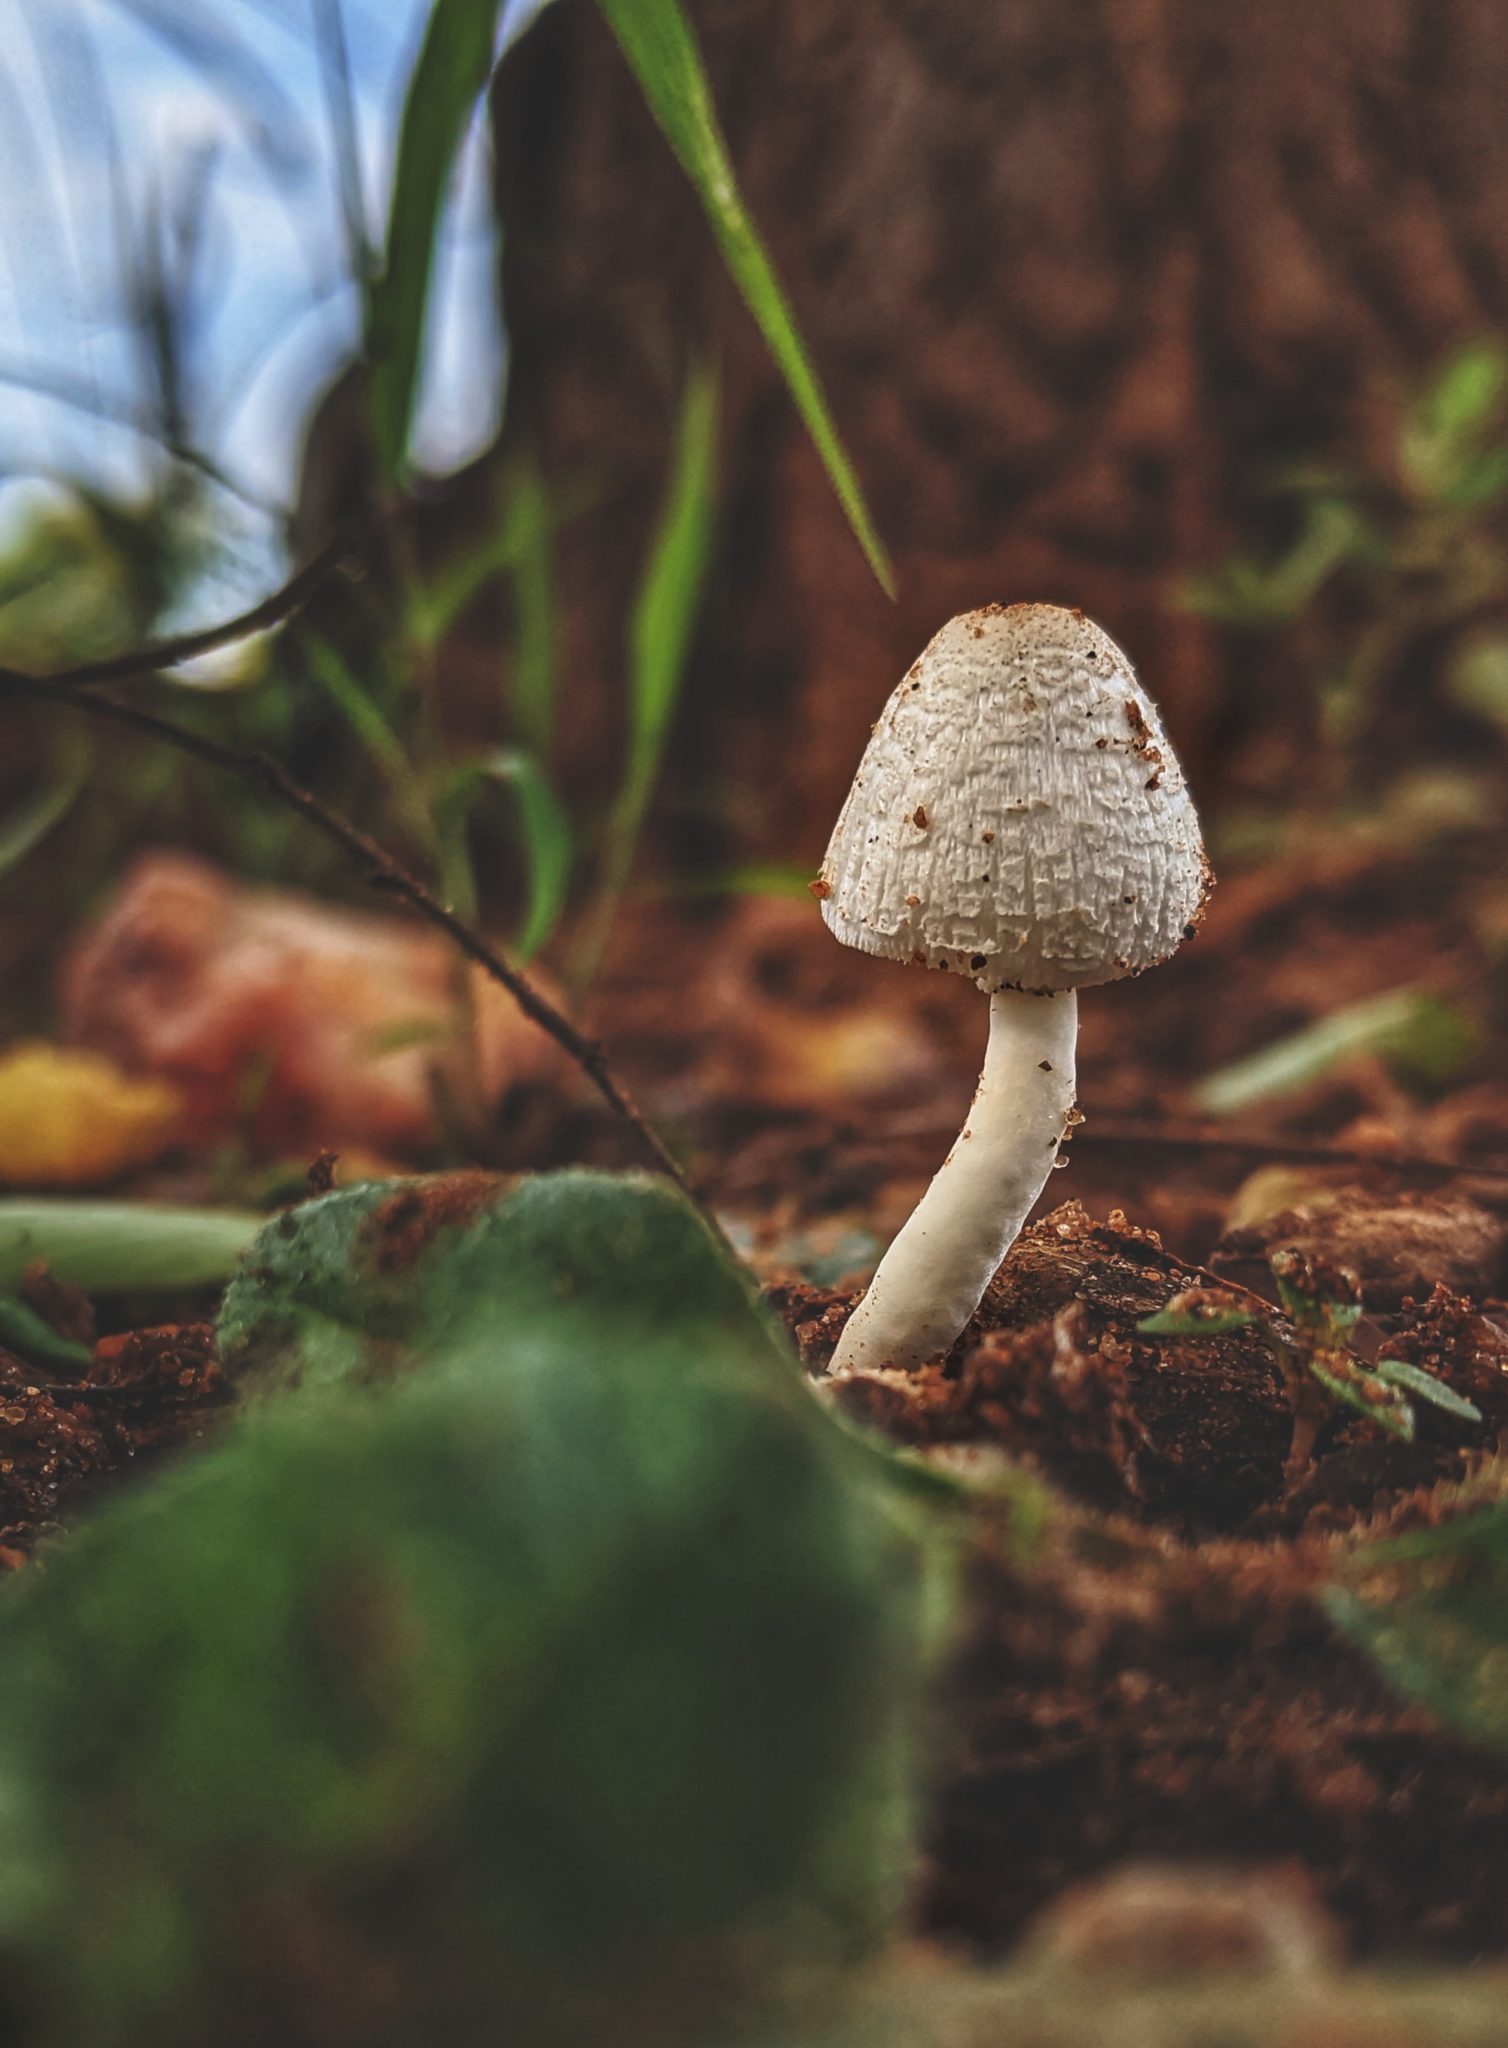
left=829, top=989, right=1078, bottom=1377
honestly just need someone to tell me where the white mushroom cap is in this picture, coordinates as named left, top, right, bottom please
left=817, top=604, right=1210, bottom=994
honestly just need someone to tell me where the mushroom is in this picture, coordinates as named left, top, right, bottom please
left=816, top=603, right=1210, bottom=1376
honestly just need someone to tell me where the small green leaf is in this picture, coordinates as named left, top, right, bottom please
left=1374, top=1355, right=1483, bottom=1424
left=1306, top=1354, right=1414, bottom=1442
left=368, top=0, right=504, bottom=477
left=1137, top=1304, right=1259, bottom=1337
left=1269, top=1250, right=1364, bottom=1352
left=593, top=0, right=892, bottom=594
left=0, top=1296, right=91, bottom=1374
left=1192, top=987, right=1475, bottom=1116
left=1401, top=342, right=1508, bottom=503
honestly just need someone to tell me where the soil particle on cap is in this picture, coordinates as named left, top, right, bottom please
left=807, top=877, right=831, bottom=900
left=912, top=806, right=930, bottom=830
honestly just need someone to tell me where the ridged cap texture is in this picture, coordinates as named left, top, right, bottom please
left=818, top=604, right=1210, bottom=993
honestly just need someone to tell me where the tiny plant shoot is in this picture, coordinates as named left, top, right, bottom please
left=1139, top=1252, right=1481, bottom=1484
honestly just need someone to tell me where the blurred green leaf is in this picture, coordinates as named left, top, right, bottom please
left=661, top=859, right=819, bottom=900
left=1401, top=342, right=1508, bottom=504
left=0, top=1296, right=91, bottom=1374
left=218, top=1168, right=794, bottom=1399
left=358, top=1015, right=453, bottom=1059
left=1184, top=497, right=1376, bottom=627
left=303, top=636, right=408, bottom=782
left=1327, top=1503, right=1508, bottom=1753
left=1447, top=634, right=1508, bottom=732
left=0, top=1200, right=260, bottom=1296
left=576, top=357, right=719, bottom=984
left=6, top=1171, right=936, bottom=2048
left=0, top=774, right=83, bottom=878
left=369, top=0, right=503, bottom=477
left=594, top=0, right=893, bottom=595
left=413, top=473, right=597, bottom=650
left=435, top=747, right=572, bottom=961
left=1192, top=987, right=1475, bottom=1116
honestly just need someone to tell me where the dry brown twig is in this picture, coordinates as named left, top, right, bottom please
left=0, top=536, right=697, bottom=1206
left=1077, top=1116, right=1508, bottom=1185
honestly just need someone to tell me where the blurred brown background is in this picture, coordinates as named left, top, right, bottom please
left=491, top=0, right=1508, bottom=850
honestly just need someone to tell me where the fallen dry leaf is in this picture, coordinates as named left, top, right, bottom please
left=0, top=1042, right=183, bottom=1186
left=60, top=851, right=567, bottom=1156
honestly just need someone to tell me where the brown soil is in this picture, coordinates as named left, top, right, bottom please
left=3, top=824, right=1508, bottom=1976
left=0, top=1319, right=228, bottom=1555
left=769, top=1202, right=1508, bottom=1964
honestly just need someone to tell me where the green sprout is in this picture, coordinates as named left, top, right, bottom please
left=1138, top=1249, right=1481, bottom=1483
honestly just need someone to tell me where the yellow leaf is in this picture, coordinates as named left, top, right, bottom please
left=0, top=1044, right=183, bottom=1187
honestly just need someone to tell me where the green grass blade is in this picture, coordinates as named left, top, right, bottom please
left=368, top=0, right=503, bottom=478
left=479, top=748, right=573, bottom=959
left=0, top=1201, right=262, bottom=1296
left=0, top=772, right=83, bottom=876
left=413, top=474, right=599, bottom=649
left=1192, top=987, right=1475, bottom=1116
left=433, top=748, right=573, bottom=961
left=575, top=358, right=718, bottom=986
left=303, top=637, right=409, bottom=783
left=595, top=0, right=893, bottom=596
left=302, top=637, right=440, bottom=863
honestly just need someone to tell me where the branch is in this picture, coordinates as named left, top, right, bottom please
left=0, top=530, right=364, bottom=693
left=0, top=611, right=698, bottom=1206
left=1074, top=1115, right=1508, bottom=1185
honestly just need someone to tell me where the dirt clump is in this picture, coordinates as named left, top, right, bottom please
left=0, top=1322, right=228, bottom=1555
left=771, top=1201, right=1508, bottom=1963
